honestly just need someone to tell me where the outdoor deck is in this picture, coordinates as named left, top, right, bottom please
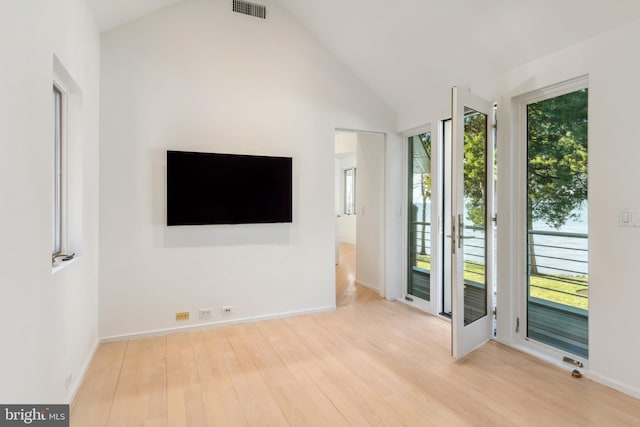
left=409, top=221, right=589, bottom=359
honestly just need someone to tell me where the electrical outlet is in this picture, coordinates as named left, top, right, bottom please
left=221, top=306, right=234, bottom=315
left=199, top=308, right=212, bottom=320
left=175, top=311, right=190, bottom=321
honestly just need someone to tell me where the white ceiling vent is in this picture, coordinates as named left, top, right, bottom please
left=233, top=0, right=266, bottom=19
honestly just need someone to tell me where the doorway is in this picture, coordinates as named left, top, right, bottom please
left=335, top=132, right=357, bottom=265
left=334, top=130, right=385, bottom=302
left=403, top=89, right=497, bottom=358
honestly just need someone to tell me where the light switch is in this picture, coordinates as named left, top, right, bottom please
left=619, top=209, right=633, bottom=226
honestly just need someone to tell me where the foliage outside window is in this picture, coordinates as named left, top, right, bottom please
left=527, top=88, right=589, bottom=310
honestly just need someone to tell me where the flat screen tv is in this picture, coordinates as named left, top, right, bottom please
left=167, top=150, right=292, bottom=225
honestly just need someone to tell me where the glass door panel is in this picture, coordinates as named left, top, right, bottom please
left=462, top=109, right=488, bottom=325
left=526, top=88, right=589, bottom=359
left=407, top=132, right=432, bottom=301
left=442, top=120, right=452, bottom=317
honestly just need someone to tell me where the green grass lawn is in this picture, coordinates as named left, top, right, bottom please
left=415, top=254, right=588, bottom=310
left=416, top=255, right=431, bottom=271
left=529, top=275, right=588, bottom=310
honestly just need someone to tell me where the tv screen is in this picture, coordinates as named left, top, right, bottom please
left=167, top=150, right=292, bottom=225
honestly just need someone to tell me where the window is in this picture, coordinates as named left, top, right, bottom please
left=51, top=56, right=81, bottom=269
left=343, top=168, right=356, bottom=215
left=53, top=83, right=64, bottom=256
left=525, top=86, right=589, bottom=358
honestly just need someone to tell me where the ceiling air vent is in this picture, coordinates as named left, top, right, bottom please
left=233, top=0, right=266, bottom=19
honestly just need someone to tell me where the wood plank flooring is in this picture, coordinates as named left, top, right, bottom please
left=71, top=243, right=640, bottom=426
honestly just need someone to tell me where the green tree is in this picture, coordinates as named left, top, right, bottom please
left=463, top=113, right=488, bottom=227
left=461, top=90, right=587, bottom=275
left=527, top=90, right=588, bottom=226
left=415, top=133, right=431, bottom=255
left=526, top=89, right=588, bottom=274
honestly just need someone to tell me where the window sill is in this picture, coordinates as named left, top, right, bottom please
left=52, top=256, right=79, bottom=274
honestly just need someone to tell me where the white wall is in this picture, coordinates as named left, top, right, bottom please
left=398, top=18, right=640, bottom=397
left=335, top=132, right=357, bottom=155
left=99, top=0, right=398, bottom=339
left=0, top=0, right=100, bottom=403
left=490, top=19, right=640, bottom=398
left=355, top=133, right=385, bottom=294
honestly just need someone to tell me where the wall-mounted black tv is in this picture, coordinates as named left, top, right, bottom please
left=167, top=150, right=292, bottom=226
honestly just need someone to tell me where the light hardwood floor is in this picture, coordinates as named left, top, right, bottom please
left=72, top=243, right=640, bottom=426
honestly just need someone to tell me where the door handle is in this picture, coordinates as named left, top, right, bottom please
left=457, top=214, right=464, bottom=249
left=449, top=216, right=456, bottom=254
left=448, top=215, right=465, bottom=253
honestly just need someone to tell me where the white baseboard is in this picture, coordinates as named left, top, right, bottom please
left=68, top=338, right=100, bottom=406
left=496, top=338, right=640, bottom=400
left=355, top=279, right=381, bottom=294
left=100, top=305, right=337, bottom=343
left=588, top=371, right=640, bottom=400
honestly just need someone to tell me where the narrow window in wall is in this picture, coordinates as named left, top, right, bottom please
left=344, top=168, right=356, bottom=215
left=53, top=84, right=64, bottom=256
left=52, top=56, right=81, bottom=269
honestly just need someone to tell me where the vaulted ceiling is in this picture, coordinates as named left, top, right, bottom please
left=87, top=0, right=640, bottom=125
left=87, top=0, right=183, bottom=32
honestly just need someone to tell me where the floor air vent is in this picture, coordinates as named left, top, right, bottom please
left=233, top=0, right=266, bottom=19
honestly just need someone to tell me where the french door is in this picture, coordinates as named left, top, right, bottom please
left=450, top=87, right=496, bottom=359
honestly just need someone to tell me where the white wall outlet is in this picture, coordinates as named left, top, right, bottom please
left=221, top=306, right=234, bottom=315
left=199, top=308, right=212, bottom=320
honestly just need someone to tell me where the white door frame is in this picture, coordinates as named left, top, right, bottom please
left=400, top=124, right=443, bottom=315
left=509, top=75, right=590, bottom=368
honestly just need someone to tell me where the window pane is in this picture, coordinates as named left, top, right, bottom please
left=344, top=168, right=355, bottom=215
left=407, top=132, right=431, bottom=301
left=53, top=85, right=62, bottom=255
left=527, top=88, right=589, bottom=358
left=462, top=109, right=488, bottom=325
